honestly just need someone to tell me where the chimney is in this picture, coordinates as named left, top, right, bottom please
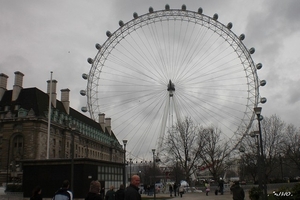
left=105, top=118, right=111, bottom=135
left=61, top=88, right=70, bottom=114
left=47, top=79, right=57, bottom=108
left=98, top=113, right=106, bottom=132
left=0, top=73, right=9, bottom=101
left=12, top=71, right=24, bottom=101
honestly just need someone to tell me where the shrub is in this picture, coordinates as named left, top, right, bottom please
left=5, top=183, right=23, bottom=192
left=271, top=183, right=300, bottom=200
left=249, top=186, right=263, bottom=200
left=290, top=183, right=300, bottom=199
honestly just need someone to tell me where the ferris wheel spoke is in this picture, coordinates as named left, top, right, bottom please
left=84, top=6, right=263, bottom=160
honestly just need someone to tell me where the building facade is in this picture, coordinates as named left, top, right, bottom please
left=0, top=71, right=125, bottom=197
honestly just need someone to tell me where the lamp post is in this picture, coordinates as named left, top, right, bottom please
left=129, top=158, right=132, bottom=179
left=70, top=124, right=76, bottom=192
left=152, top=149, right=156, bottom=200
left=254, top=107, right=267, bottom=200
left=6, top=138, right=11, bottom=187
left=123, top=140, right=128, bottom=186
left=139, top=170, right=142, bottom=184
left=250, top=131, right=261, bottom=189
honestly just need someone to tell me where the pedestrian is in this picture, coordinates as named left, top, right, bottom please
left=124, top=175, right=141, bottom=200
left=178, top=185, right=184, bottom=198
left=105, top=185, right=115, bottom=200
left=205, top=180, right=210, bottom=196
left=100, top=187, right=105, bottom=199
left=173, top=183, right=177, bottom=197
left=53, top=180, right=73, bottom=200
left=115, top=184, right=125, bottom=200
left=218, top=178, right=224, bottom=195
left=229, top=181, right=234, bottom=194
left=30, top=186, right=42, bottom=200
left=230, top=181, right=245, bottom=200
left=169, top=184, right=173, bottom=197
left=85, top=180, right=102, bottom=200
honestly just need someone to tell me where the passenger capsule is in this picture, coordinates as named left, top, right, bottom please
left=81, top=107, right=88, bottom=112
left=213, top=13, right=218, bottom=20
left=119, top=20, right=124, bottom=27
left=106, top=31, right=112, bottom=37
left=80, top=90, right=86, bottom=96
left=256, top=63, right=262, bottom=70
left=82, top=73, right=88, bottom=80
left=227, top=22, right=233, bottom=29
left=260, top=80, right=267, bottom=86
left=182, top=4, right=186, bottom=11
left=133, top=12, right=138, bottom=19
left=95, top=43, right=101, bottom=50
left=260, top=97, right=267, bottom=104
left=149, top=7, right=154, bottom=13
left=239, top=34, right=245, bottom=41
left=249, top=47, right=255, bottom=54
left=165, top=4, right=170, bottom=10
left=198, top=7, right=203, bottom=14
left=87, top=58, right=93, bottom=64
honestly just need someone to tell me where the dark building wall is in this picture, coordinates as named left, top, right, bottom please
left=23, top=160, right=101, bottom=198
left=0, top=72, right=124, bottom=187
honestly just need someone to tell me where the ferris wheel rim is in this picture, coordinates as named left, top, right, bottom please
left=85, top=5, right=262, bottom=159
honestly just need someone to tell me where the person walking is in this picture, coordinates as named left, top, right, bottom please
left=30, top=186, right=42, bottom=200
left=205, top=180, right=210, bottom=196
left=105, top=186, right=116, bottom=200
left=218, top=178, right=224, bottom=195
left=178, top=185, right=184, bottom=198
left=85, top=180, right=102, bottom=200
left=124, top=175, right=141, bottom=200
left=115, top=184, right=125, bottom=200
left=173, top=183, right=177, bottom=197
left=100, top=187, right=105, bottom=199
left=168, top=184, right=173, bottom=197
left=230, top=181, right=245, bottom=200
left=53, top=180, right=73, bottom=200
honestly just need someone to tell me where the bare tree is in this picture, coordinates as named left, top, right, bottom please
left=162, top=117, right=205, bottom=184
left=260, top=114, right=286, bottom=180
left=199, top=127, right=232, bottom=180
left=282, top=123, right=300, bottom=170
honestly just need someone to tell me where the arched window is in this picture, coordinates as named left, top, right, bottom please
left=12, top=135, right=24, bottom=161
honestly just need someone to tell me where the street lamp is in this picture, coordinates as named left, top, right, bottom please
left=152, top=149, right=156, bottom=200
left=250, top=131, right=261, bottom=188
left=129, top=158, right=132, bottom=179
left=6, top=138, right=11, bottom=187
left=254, top=107, right=267, bottom=200
left=123, top=140, right=128, bottom=186
left=139, top=170, right=142, bottom=184
left=70, top=124, right=77, bottom=192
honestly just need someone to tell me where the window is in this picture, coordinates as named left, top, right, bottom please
left=12, top=135, right=24, bottom=160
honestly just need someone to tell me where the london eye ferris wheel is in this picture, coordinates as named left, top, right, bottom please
left=80, top=4, right=267, bottom=160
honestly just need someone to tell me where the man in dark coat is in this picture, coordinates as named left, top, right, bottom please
left=115, top=184, right=125, bottom=200
left=53, top=180, right=73, bottom=200
left=85, top=180, right=102, bottom=200
left=173, top=183, right=177, bottom=197
left=218, top=178, right=224, bottom=195
left=230, top=181, right=245, bottom=200
left=105, top=186, right=115, bottom=200
left=125, top=175, right=141, bottom=200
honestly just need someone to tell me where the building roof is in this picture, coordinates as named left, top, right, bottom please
left=0, top=87, right=120, bottom=145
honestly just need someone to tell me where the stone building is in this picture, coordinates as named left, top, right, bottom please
left=0, top=71, right=125, bottom=198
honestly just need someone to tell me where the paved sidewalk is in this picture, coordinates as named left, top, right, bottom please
left=146, top=191, right=251, bottom=200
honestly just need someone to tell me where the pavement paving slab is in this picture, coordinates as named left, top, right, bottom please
left=144, top=191, right=251, bottom=200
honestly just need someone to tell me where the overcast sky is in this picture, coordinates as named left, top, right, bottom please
left=1, top=0, right=300, bottom=160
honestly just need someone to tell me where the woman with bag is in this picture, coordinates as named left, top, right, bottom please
left=179, top=185, right=184, bottom=198
left=205, top=180, right=210, bottom=196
